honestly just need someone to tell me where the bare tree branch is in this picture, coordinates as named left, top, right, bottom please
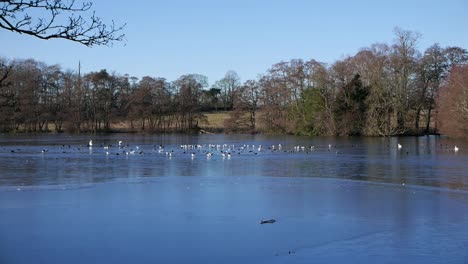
left=0, top=0, right=125, bottom=46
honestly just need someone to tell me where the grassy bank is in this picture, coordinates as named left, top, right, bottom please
left=200, top=112, right=230, bottom=133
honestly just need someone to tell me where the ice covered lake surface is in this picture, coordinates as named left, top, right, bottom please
left=0, top=134, right=467, bottom=264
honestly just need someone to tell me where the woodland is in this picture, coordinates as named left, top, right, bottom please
left=1, top=1, right=467, bottom=137
left=1, top=28, right=468, bottom=137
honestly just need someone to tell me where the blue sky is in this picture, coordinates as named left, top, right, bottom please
left=1, top=0, right=468, bottom=84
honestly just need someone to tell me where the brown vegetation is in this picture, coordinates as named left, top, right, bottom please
left=1, top=28, right=467, bottom=136
left=437, top=65, right=468, bottom=138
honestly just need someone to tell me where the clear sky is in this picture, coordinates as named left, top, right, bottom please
left=1, top=0, right=468, bottom=85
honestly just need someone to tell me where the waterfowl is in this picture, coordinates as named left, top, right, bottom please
left=260, top=219, right=276, bottom=224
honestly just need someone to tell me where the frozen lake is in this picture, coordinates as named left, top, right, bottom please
left=0, top=134, right=467, bottom=263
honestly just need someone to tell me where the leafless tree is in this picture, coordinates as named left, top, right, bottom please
left=212, top=71, right=240, bottom=110
left=0, top=58, right=12, bottom=87
left=225, top=80, right=259, bottom=133
left=413, top=44, right=447, bottom=133
left=127, top=76, right=171, bottom=131
left=389, top=27, right=421, bottom=133
left=259, top=71, right=294, bottom=134
left=39, top=63, right=63, bottom=131
left=85, top=70, right=121, bottom=131
left=343, top=44, right=396, bottom=136
left=0, top=27, right=466, bottom=136
left=129, top=77, right=151, bottom=130
left=437, top=65, right=468, bottom=138
left=173, top=74, right=207, bottom=132
left=256, top=59, right=334, bottom=135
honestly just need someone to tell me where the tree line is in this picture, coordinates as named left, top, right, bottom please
left=229, top=28, right=468, bottom=137
left=0, top=60, right=219, bottom=133
left=1, top=28, right=467, bottom=136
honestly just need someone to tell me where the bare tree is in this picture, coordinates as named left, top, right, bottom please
left=173, top=74, right=207, bottom=132
left=212, top=71, right=240, bottom=111
left=225, top=80, right=259, bottom=133
left=40, top=63, right=63, bottom=131
left=0, top=59, right=12, bottom=87
left=0, top=58, right=15, bottom=130
left=6, top=59, right=44, bottom=132
left=413, top=44, right=447, bottom=133
left=85, top=70, right=120, bottom=131
left=59, top=70, right=78, bottom=132
left=0, top=0, right=125, bottom=46
left=346, top=44, right=400, bottom=136
left=127, top=77, right=153, bottom=130
left=256, top=59, right=334, bottom=135
left=390, top=27, right=421, bottom=133
left=127, top=76, right=171, bottom=131
left=259, top=72, right=294, bottom=134
left=437, top=65, right=468, bottom=138
left=0, top=1, right=125, bottom=91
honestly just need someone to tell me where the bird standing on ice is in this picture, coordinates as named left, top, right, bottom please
left=397, top=143, right=402, bottom=150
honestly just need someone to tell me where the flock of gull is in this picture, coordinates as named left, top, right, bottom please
left=85, top=140, right=288, bottom=159
left=3, top=139, right=461, bottom=158
left=31, top=139, right=347, bottom=159
left=32, top=139, right=461, bottom=158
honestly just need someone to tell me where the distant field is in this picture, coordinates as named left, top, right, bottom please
left=201, top=112, right=230, bottom=129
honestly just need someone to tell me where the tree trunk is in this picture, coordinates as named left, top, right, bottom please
left=397, top=111, right=405, bottom=133
left=415, top=107, right=421, bottom=132
left=425, top=108, right=432, bottom=134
